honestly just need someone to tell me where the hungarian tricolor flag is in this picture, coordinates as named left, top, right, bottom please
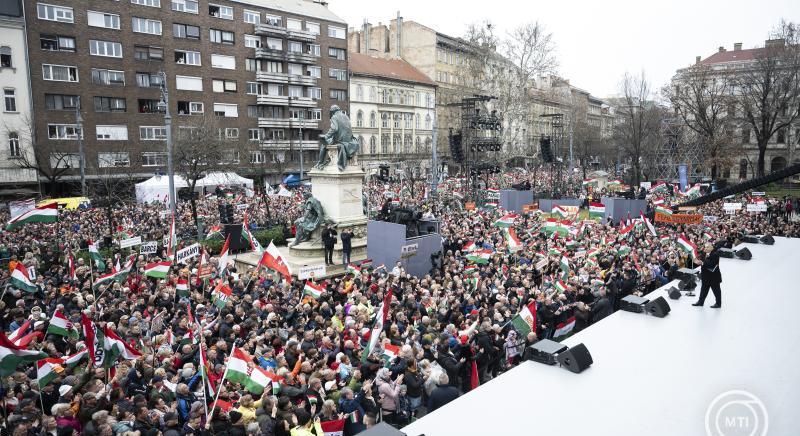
left=503, top=227, right=522, bottom=252
left=226, top=347, right=273, bottom=395
left=10, top=263, right=37, bottom=293
left=466, top=249, right=493, bottom=264
left=381, top=343, right=400, bottom=364
left=551, top=205, right=569, bottom=218
left=242, top=212, right=264, bottom=253
left=678, top=234, right=698, bottom=258
left=303, top=281, right=324, bottom=299
left=67, top=252, right=76, bottom=281
left=144, top=261, right=171, bottom=279
left=559, top=255, right=570, bottom=279
left=37, top=357, right=66, bottom=388
left=655, top=206, right=673, bottom=216
left=510, top=302, right=537, bottom=335
left=176, top=278, right=189, bottom=297
left=257, top=241, right=292, bottom=282
left=217, top=235, right=231, bottom=275
left=362, top=289, right=393, bottom=362
left=81, top=314, right=104, bottom=368
left=346, top=263, right=361, bottom=277
left=206, top=225, right=223, bottom=240
left=46, top=310, right=78, bottom=338
left=493, top=213, right=518, bottom=227
left=0, top=332, right=47, bottom=376
left=5, top=203, right=58, bottom=230
left=320, top=419, right=345, bottom=436
left=166, top=213, right=177, bottom=258
left=555, top=280, right=567, bottom=293
left=641, top=213, right=658, bottom=237
left=92, top=255, right=135, bottom=290
left=102, top=325, right=142, bottom=365
left=211, top=281, right=232, bottom=309
left=88, top=239, right=106, bottom=271
left=553, top=317, right=576, bottom=338
left=462, top=241, right=477, bottom=252
left=589, top=202, right=605, bottom=219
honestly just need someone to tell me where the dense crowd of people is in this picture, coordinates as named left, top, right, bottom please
left=1, top=169, right=798, bottom=436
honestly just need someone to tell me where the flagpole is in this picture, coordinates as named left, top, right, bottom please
left=209, top=344, right=235, bottom=417
left=198, top=323, right=209, bottom=422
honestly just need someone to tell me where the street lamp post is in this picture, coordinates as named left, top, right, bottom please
left=158, top=71, right=176, bottom=218
left=75, top=96, right=86, bottom=196
left=430, top=109, right=438, bottom=197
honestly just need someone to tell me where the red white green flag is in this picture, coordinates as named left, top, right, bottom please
left=320, top=419, right=345, bottom=436
left=144, top=261, right=172, bottom=279
left=0, top=332, right=47, bottom=376
left=553, top=317, right=576, bottom=338
left=303, top=281, right=324, bottom=299
left=5, top=203, right=58, bottom=230
left=10, top=263, right=37, bottom=293
left=226, top=347, right=273, bottom=395
left=211, top=281, right=232, bottom=309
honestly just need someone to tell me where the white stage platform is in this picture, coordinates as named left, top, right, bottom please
left=404, top=237, right=800, bottom=436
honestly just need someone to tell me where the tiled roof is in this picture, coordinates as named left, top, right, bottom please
left=699, top=47, right=766, bottom=65
left=349, top=53, right=435, bottom=86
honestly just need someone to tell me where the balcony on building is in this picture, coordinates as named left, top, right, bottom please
left=259, top=139, right=318, bottom=150
left=288, top=96, right=316, bottom=108
left=285, top=51, right=316, bottom=65
left=254, top=17, right=287, bottom=37
left=255, top=47, right=285, bottom=61
left=258, top=117, right=318, bottom=129
left=256, top=71, right=289, bottom=84
left=287, top=29, right=316, bottom=42
left=287, top=74, right=316, bottom=87
left=257, top=94, right=290, bottom=106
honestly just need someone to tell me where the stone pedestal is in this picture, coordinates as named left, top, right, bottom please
left=282, top=144, right=368, bottom=275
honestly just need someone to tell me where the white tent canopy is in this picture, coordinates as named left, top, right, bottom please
left=194, top=171, right=254, bottom=189
left=135, top=175, right=189, bottom=204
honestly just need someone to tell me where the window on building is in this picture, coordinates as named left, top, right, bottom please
left=404, top=114, right=412, bottom=128
left=89, top=40, right=123, bottom=58
left=387, top=90, right=394, bottom=104
left=132, top=17, right=162, bottom=35
left=174, top=50, right=201, bottom=65
left=308, top=44, right=320, bottom=56
left=399, top=92, right=406, bottom=105
left=286, top=63, right=302, bottom=76
left=425, top=114, right=431, bottom=129
left=171, top=0, right=198, bottom=13
left=415, top=114, right=420, bottom=129
left=208, top=4, right=233, bottom=20
left=248, top=128, right=261, bottom=141
left=355, top=85, right=363, bottom=101
left=394, top=114, right=400, bottom=128
left=330, top=89, right=347, bottom=101
left=93, top=96, right=127, bottom=112
left=356, top=110, right=363, bottom=127
left=381, top=113, right=388, bottom=128
left=49, top=153, right=80, bottom=169
left=213, top=103, right=238, bottom=117
left=212, top=79, right=237, bottom=93
left=243, top=9, right=260, bottom=24
left=286, top=18, right=302, bottom=30
left=173, top=23, right=200, bottom=39
left=328, top=26, right=345, bottom=39
left=137, top=99, right=162, bottom=113
left=37, top=3, right=74, bottom=23
left=777, top=129, right=786, bottom=144
left=245, top=82, right=260, bottom=95
left=250, top=151, right=265, bottom=163
left=175, top=75, right=202, bottom=91
left=135, top=72, right=163, bottom=88
left=306, top=22, right=320, bottom=35
left=264, top=61, right=282, bottom=73
left=134, top=45, right=163, bottom=61
left=86, top=10, right=119, bottom=29
left=244, top=35, right=260, bottom=48
left=40, top=35, right=75, bottom=52
left=329, top=68, right=346, bottom=81
left=44, top=94, right=79, bottom=110
left=308, top=87, right=321, bottom=100
left=95, top=125, right=128, bottom=140
left=209, top=29, right=235, bottom=44
left=369, top=136, right=376, bottom=154
left=381, top=134, right=389, bottom=153
left=307, top=66, right=321, bottom=78
left=264, top=15, right=281, bottom=26
left=131, top=0, right=160, bottom=7
left=47, top=124, right=82, bottom=140
left=8, top=133, right=21, bottom=158
left=245, top=58, right=261, bottom=72
left=309, top=109, right=321, bottom=120
left=0, top=47, right=10, bottom=68
left=140, top=126, right=167, bottom=140
left=268, top=129, right=284, bottom=140
left=211, top=54, right=236, bottom=69
left=42, top=64, right=78, bottom=82
left=98, top=152, right=130, bottom=167
left=3, top=89, right=17, bottom=112
left=266, top=38, right=282, bottom=50
left=328, top=47, right=345, bottom=60
left=288, top=86, right=303, bottom=98
left=369, top=86, right=376, bottom=102
left=142, top=152, right=167, bottom=166
left=288, top=41, right=303, bottom=53
left=370, top=111, right=376, bottom=128
left=219, top=128, right=239, bottom=140
left=266, top=83, right=284, bottom=96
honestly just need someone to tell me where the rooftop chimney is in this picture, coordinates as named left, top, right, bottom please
left=695, top=55, right=701, bottom=64
left=396, top=11, right=403, bottom=58
left=734, top=42, right=742, bottom=51
left=718, top=46, right=725, bottom=53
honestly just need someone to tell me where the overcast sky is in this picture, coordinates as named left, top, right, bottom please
left=329, top=0, right=799, bottom=98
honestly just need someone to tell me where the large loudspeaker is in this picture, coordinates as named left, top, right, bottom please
left=620, top=294, right=648, bottom=313
left=539, top=136, right=553, bottom=163
left=760, top=235, right=774, bottom=245
left=645, top=296, right=671, bottom=318
left=718, top=248, right=735, bottom=259
left=735, top=247, right=752, bottom=260
left=224, top=224, right=247, bottom=253
left=668, top=287, right=682, bottom=300
left=556, top=343, right=593, bottom=373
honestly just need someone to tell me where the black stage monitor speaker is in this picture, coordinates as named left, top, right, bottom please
left=679, top=277, right=697, bottom=291
left=224, top=224, right=247, bottom=253
left=741, top=235, right=760, bottom=244
left=620, top=295, right=649, bottom=313
left=668, top=287, right=682, bottom=300
left=557, top=343, right=593, bottom=374
left=735, top=247, right=752, bottom=260
left=760, top=235, right=774, bottom=245
left=526, top=339, right=568, bottom=365
left=645, top=296, right=671, bottom=318
left=718, top=248, right=735, bottom=259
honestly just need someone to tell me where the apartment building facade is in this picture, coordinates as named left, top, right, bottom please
left=23, top=0, right=348, bottom=188
left=348, top=52, right=436, bottom=174
left=0, top=0, right=38, bottom=189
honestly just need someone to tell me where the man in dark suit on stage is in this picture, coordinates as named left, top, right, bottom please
left=693, top=242, right=722, bottom=308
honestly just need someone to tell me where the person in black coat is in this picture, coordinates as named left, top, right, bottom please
left=321, top=225, right=337, bottom=265
left=427, top=373, right=460, bottom=413
left=591, top=288, right=613, bottom=323
left=693, top=242, right=722, bottom=308
left=340, top=228, right=353, bottom=265
left=435, top=343, right=463, bottom=388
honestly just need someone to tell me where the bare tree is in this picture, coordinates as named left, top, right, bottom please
left=172, top=116, right=232, bottom=227
left=664, top=64, right=737, bottom=180
left=737, top=20, right=800, bottom=177
left=613, top=72, right=663, bottom=186
left=88, top=145, right=139, bottom=237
